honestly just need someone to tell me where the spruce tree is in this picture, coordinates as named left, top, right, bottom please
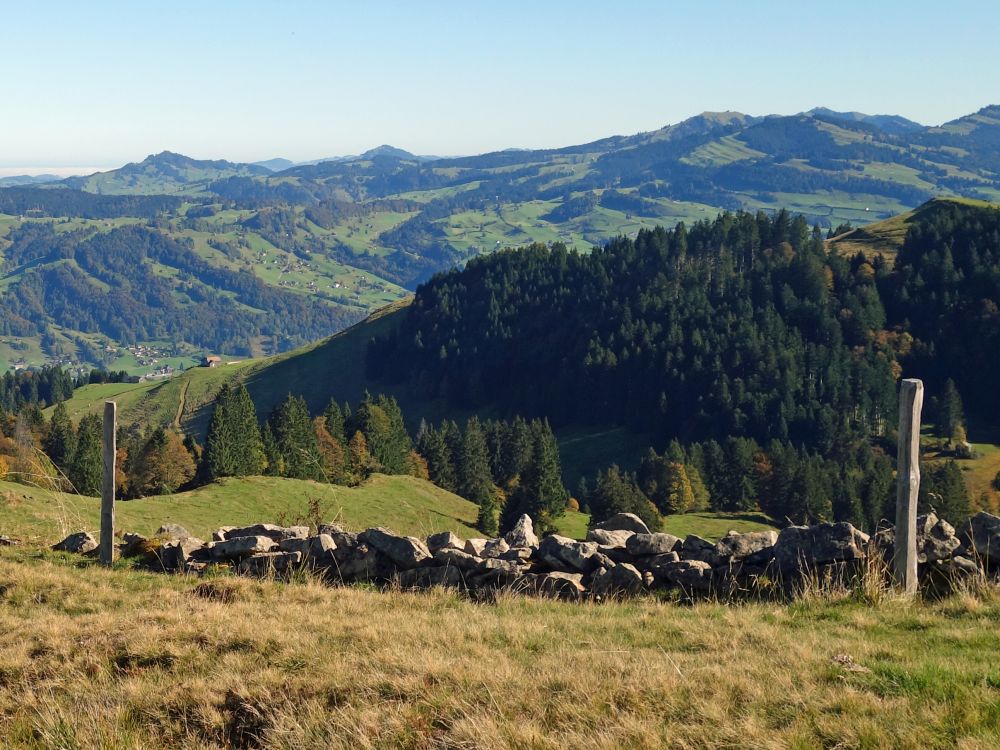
left=69, top=414, right=102, bottom=496
left=322, top=399, right=347, bottom=445
left=261, top=422, right=282, bottom=476
left=501, top=421, right=568, bottom=534
left=939, top=379, right=965, bottom=442
left=204, top=383, right=265, bottom=480
left=458, top=417, right=494, bottom=506
left=44, top=401, right=76, bottom=471
left=416, top=424, right=457, bottom=492
left=269, top=394, right=324, bottom=481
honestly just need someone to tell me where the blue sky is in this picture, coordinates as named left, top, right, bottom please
left=3, top=0, right=998, bottom=171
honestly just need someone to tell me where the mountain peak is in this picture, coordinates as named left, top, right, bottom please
left=360, top=145, right=416, bottom=160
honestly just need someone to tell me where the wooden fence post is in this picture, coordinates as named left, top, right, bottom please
left=893, top=379, right=923, bottom=594
left=99, top=401, right=117, bottom=567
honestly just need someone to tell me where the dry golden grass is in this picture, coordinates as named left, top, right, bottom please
left=1, top=549, right=999, bottom=749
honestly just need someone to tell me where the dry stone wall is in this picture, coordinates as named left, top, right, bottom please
left=50, top=510, right=1000, bottom=601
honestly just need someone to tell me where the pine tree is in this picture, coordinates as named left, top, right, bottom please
left=69, top=414, right=102, bottom=496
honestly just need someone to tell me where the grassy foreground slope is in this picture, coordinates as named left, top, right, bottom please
left=0, top=552, right=998, bottom=749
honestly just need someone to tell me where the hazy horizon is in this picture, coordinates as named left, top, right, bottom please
left=4, top=0, right=999, bottom=169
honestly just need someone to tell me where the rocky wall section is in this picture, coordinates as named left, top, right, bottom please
left=48, top=511, right=1000, bottom=601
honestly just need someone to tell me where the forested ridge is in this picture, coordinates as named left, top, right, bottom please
left=369, top=209, right=898, bottom=448
left=0, top=224, right=358, bottom=354
left=368, top=201, right=1000, bottom=529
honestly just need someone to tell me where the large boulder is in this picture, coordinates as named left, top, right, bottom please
left=653, top=559, right=714, bottom=591
left=426, top=531, right=466, bottom=554
left=53, top=531, right=98, bottom=554
left=957, top=512, right=1000, bottom=568
left=714, top=530, right=778, bottom=563
left=211, top=535, right=278, bottom=561
left=357, top=528, right=431, bottom=570
left=586, top=528, right=634, bottom=548
left=626, top=532, right=681, bottom=557
left=915, top=513, right=961, bottom=564
left=592, top=513, right=650, bottom=535
left=680, top=535, right=720, bottom=565
left=520, top=572, right=586, bottom=600
left=774, top=522, right=869, bottom=573
left=505, top=514, right=539, bottom=548
left=328, top=546, right=396, bottom=583
left=159, top=537, right=207, bottom=571
left=590, top=562, right=644, bottom=597
left=221, top=524, right=309, bottom=542
left=536, top=535, right=607, bottom=574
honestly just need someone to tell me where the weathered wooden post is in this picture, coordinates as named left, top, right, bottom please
left=99, top=400, right=117, bottom=567
left=894, top=379, right=923, bottom=594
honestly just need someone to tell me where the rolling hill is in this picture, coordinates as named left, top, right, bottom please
left=2, top=105, right=999, bottom=376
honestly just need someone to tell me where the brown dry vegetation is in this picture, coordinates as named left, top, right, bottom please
left=1, top=549, right=999, bottom=749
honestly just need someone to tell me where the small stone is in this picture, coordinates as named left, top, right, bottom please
left=53, top=531, right=98, bottom=554
left=504, top=514, right=539, bottom=548
left=592, top=513, right=650, bottom=535
left=481, top=538, right=510, bottom=558
left=155, top=523, right=192, bottom=541
left=426, top=530, right=466, bottom=554
left=464, top=538, right=489, bottom=556
left=586, top=528, right=634, bottom=548
left=212, top=526, right=235, bottom=542
left=433, top=548, right=482, bottom=570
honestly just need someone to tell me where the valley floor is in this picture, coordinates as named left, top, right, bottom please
left=0, top=549, right=998, bottom=749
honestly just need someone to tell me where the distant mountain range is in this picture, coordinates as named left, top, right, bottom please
left=1, top=104, right=998, bottom=373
